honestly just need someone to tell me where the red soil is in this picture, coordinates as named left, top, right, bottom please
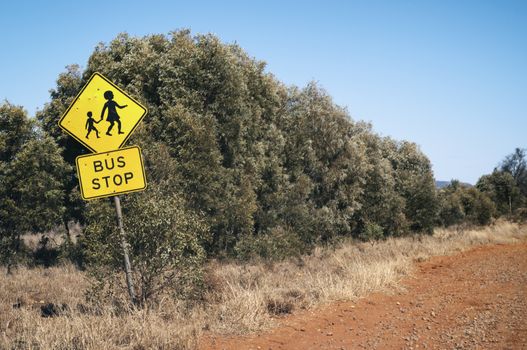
left=200, top=243, right=527, bottom=349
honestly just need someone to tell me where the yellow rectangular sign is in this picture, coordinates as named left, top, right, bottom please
left=76, top=146, right=147, bottom=200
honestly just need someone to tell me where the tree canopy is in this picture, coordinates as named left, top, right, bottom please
left=0, top=102, right=69, bottom=271
left=35, top=31, right=437, bottom=258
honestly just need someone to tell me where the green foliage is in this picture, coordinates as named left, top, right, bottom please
left=35, top=30, right=443, bottom=266
left=278, top=84, right=368, bottom=243
left=438, top=188, right=465, bottom=227
left=358, top=222, right=385, bottom=242
left=461, top=188, right=496, bottom=225
left=513, top=207, right=527, bottom=223
left=6, top=137, right=69, bottom=232
left=439, top=148, right=527, bottom=226
left=390, top=141, right=439, bottom=234
left=82, top=186, right=207, bottom=303
left=477, top=171, right=522, bottom=216
left=36, top=65, right=87, bottom=231
left=234, top=226, right=304, bottom=261
left=438, top=181, right=496, bottom=226
left=354, top=133, right=408, bottom=237
left=0, top=102, right=69, bottom=270
left=475, top=148, right=527, bottom=220
left=500, top=148, right=527, bottom=196
left=0, top=102, right=34, bottom=162
left=485, top=148, right=527, bottom=218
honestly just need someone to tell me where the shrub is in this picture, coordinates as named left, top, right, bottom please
left=358, top=222, right=384, bottom=242
left=82, top=186, right=208, bottom=305
left=234, top=226, right=305, bottom=261
left=513, top=207, right=527, bottom=223
left=438, top=182, right=496, bottom=227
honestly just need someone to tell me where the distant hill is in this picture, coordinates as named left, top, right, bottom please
left=435, top=180, right=473, bottom=189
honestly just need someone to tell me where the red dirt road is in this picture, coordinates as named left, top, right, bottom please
left=201, top=243, right=527, bottom=349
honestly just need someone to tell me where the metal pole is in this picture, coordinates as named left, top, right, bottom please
left=113, top=195, right=137, bottom=305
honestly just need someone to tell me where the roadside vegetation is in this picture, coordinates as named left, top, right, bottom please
left=1, top=30, right=526, bottom=349
left=1, top=221, right=525, bottom=349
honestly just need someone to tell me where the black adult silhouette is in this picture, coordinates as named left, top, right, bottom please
left=85, top=111, right=100, bottom=139
left=100, top=90, right=127, bottom=136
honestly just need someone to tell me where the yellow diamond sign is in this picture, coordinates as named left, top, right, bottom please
left=76, top=146, right=147, bottom=200
left=58, top=72, right=147, bottom=153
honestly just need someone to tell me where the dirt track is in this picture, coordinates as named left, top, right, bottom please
left=201, top=243, right=527, bottom=349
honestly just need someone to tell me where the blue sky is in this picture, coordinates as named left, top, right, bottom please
left=1, top=0, right=525, bottom=184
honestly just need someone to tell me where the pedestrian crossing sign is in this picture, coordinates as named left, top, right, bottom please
left=58, top=72, right=147, bottom=153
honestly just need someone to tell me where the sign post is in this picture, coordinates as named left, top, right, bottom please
left=114, top=195, right=137, bottom=305
left=58, top=72, right=148, bottom=305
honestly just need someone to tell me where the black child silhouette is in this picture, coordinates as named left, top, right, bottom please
left=100, top=90, right=127, bottom=136
left=85, top=111, right=100, bottom=139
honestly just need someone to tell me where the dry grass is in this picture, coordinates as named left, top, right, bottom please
left=0, top=265, right=206, bottom=349
left=1, top=220, right=526, bottom=349
left=21, top=222, right=82, bottom=250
